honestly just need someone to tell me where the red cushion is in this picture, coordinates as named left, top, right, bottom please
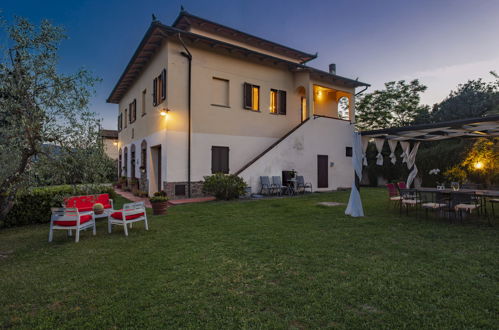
left=96, top=194, right=110, bottom=205
left=54, top=214, right=93, bottom=226
left=110, top=211, right=145, bottom=220
left=65, top=196, right=95, bottom=212
left=103, top=203, right=113, bottom=209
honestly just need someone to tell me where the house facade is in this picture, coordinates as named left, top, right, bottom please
left=107, top=10, right=369, bottom=198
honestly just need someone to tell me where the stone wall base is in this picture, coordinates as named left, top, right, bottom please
left=163, top=181, right=205, bottom=199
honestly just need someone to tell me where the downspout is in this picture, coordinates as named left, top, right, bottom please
left=178, top=33, right=193, bottom=198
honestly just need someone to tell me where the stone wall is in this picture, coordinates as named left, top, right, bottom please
left=163, top=181, right=205, bottom=199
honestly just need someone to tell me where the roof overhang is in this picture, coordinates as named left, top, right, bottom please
left=107, top=22, right=369, bottom=104
left=360, top=115, right=499, bottom=141
left=172, top=10, right=317, bottom=63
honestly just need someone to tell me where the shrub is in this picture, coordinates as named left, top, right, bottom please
left=150, top=195, right=168, bottom=203
left=2, top=184, right=117, bottom=228
left=202, top=173, right=247, bottom=200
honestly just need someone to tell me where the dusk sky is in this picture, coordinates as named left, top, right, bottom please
left=2, top=0, right=499, bottom=129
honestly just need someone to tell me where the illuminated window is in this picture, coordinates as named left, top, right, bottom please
left=301, top=97, right=307, bottom=122
left=270, top=90, right=277, bottom=114
left=243, top=82, right=260, bottom=111
left=270, top=89, right=286, bottom=115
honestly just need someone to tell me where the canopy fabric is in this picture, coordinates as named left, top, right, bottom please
left=345, top=132, right=364, bottom=217
left=360, top=115, right=499, bottom=141
left=400, top=141, right=410, bottom=163
left=374, top=138, right=385, bottom=166
left=388, top=140, right=398, bottom=164
left=406, top=142, right=420, bottom=187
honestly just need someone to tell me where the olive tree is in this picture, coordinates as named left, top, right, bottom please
left=0, top=16, right=103, bottom=219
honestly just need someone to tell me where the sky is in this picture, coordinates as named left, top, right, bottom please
left=2, top=0, right=499, bottom=129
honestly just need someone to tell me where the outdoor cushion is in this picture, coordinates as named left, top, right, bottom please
left=422, top=202, right=446, bottom=209
left=390, top=196, right=402, bottom=201
left=65, top=196, right=95, bottom=212
left=455, top=204, right=478, bottom=211
left=110, top=211, right=145, bottom=221
left=102, top=203, right=113, bottom=209
left=54, top=214, right=93, bottom=226
left=96, top=194, right=110, bottom=205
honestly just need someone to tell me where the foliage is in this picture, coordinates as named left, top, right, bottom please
left=431, top=75, right=499, bottom=122
left=202, top=173, right=247, bottom=200
left=153, top=190, right=167, bottom=197
left=0, top=189, right=497, bottom=328
left=149, top=195, right=168, bottom=203
left=0, top=16, right=102, bottom=221
left=2, top=184, right=116, bottom=227
left=460, top=138, right=499, bottom=187
left=356, top=79, right=429, bottom=129
left=443, top=166, right=467, bottom=183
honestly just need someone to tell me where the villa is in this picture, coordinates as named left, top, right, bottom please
left=107, top=9, right=370, bottom=198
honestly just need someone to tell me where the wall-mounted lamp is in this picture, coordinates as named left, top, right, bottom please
left=113, top=141, right=118, bottom=146
left=159, top=108, right=170, bottom=117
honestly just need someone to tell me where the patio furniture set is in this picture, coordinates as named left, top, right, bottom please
left=49, top=193, right=148, bottom=243
left=260, top=176, right=312, bottom=196
left=386, top=182, right=499, bottom=225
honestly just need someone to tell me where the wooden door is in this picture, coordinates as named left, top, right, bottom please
left=317, top=155, right=328, bottom=188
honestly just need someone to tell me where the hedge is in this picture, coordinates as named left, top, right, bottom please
left=2, top=184, right=117, bottom=228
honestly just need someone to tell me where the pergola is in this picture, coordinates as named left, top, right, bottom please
left=345, top=115, right=499, bottom=217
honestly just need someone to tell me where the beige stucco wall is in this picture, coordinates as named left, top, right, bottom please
left=239, top=116, right=355, bottom=193
left=115, top=36, right=358, bottom=194
left=102, top=138, right=118, bottom=160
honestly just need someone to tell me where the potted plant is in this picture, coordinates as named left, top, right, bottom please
left=150, top=191, right=169, bottom=215
left=93, top=203, right=105, bottom=215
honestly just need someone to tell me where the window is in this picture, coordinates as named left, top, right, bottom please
left=270, top=89, right=286, bottom=115
left=301, top=97, right=307, bottom=122
left=211, top=146, right=229, bottom=174
left=243, top=82, right=259, bottom=111
left=153, top=69, right=166, bottom=106
left=141, top=89, right=147, bottom=116
left=118, top=113, right=123, bottom=131
left=212, top=77, right=229, bottom=107
left=346, top=147, right=353, bottom=157
left=129, top=99, right=137, bottom=123
left=124, top=108, right=127, bottom=128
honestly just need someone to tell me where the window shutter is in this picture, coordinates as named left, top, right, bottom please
left=279, top=91, right=286, bottom=115
left=153, top=78, right=158, bottom=106
left=243, top=83, right=252, bottom=109
left=161, top=69, right=166, bottom=101
left=221, top=147, right=229, bottom=173
left=211, top=147, right=219, bottom=173
left=133, top=99, right=137, bottom=121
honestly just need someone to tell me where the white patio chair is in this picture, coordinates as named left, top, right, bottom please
left=108, top=202, right=148, bottom=236
left=49, top=208, right=96, bottom=243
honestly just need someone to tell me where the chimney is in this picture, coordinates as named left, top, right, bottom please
left=329, top=63, right=336, bottom=75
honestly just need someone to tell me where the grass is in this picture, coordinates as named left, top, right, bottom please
left=0, top=189, right=497, bottom=329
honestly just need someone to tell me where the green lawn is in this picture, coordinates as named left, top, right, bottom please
left=0, top=189, right=497, bottom=329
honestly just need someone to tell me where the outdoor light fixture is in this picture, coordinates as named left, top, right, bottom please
left=159, top=108, right=170, bottom=117
left=474, top=161, right=484, bottom=169
left=113, top=141, right=118, bottom=146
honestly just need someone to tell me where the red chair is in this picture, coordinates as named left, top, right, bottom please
left=386, top=183, right=402, bottom=206
left=397, top=182, right=407, bottom=190
left=49, top=208, right=96, bottom=243
left=108, top=202, right=148, bottom=236
left=64, top=195, right=96, bottom=213
left=95, top=193, right=114, bottom=211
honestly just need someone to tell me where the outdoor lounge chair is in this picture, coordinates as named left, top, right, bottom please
left=108, top=202, right=148, bottom=236
left=260, top=176, right=274, bottom=195
left=49, top=208, right=96, bottom=243
left=296, top=176, right=312, bottom=194
left=272, top=176, right=290, bottom=196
